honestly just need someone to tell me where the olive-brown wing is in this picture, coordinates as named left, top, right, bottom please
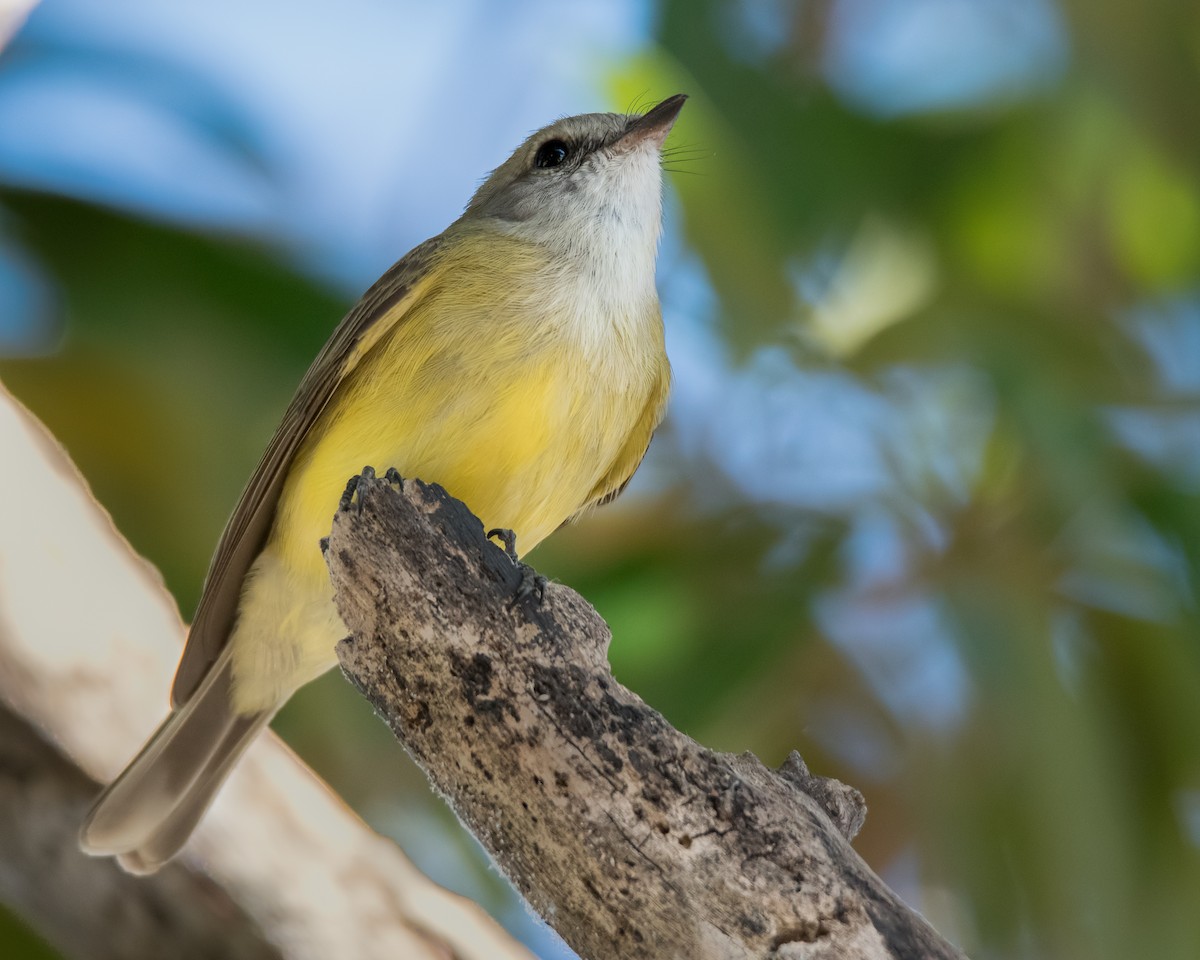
left=171, top=236, right=444, bottom=705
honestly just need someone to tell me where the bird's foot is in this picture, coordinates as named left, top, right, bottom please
left=487, top=527, right=520, bottom=562
left=339, top=465, right=404, bottom=513
left=487, top=528, right=547, bottom=606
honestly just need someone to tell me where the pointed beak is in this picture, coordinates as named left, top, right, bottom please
left=617, top=94, right=687, bottom=151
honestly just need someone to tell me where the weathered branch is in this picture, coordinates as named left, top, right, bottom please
left=328, top=474, right=967, bottom=960
left=0, top=383, right=533, bottom=960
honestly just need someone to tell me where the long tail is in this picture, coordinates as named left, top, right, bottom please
left=80, top=649, right=272, bottom=874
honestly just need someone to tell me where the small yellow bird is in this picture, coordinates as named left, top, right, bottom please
left=80, top=94, right=685, bottom=873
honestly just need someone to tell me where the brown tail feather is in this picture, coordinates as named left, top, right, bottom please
left=80, top=649, right=273, bottom=873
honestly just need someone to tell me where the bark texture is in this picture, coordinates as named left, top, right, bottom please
left=328, top=473, right=967, bottom=960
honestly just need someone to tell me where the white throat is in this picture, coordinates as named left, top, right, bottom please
left=510, top=142, right=664, bottom=318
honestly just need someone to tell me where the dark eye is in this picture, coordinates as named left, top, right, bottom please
left=534, top=139, right=570, bottom=169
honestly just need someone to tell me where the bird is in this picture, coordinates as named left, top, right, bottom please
left=80, top=94, right=685, bottom=873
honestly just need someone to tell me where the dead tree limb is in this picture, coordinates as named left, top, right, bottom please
left=328, top=474, right=967, bottom=960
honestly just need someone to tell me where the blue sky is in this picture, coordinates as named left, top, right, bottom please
left=0, top=0, right=1068, bottom=287
left=0, top=0, right=653, bottom=287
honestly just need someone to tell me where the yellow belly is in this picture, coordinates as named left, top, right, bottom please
left=228, top=242, right=662, bottom=712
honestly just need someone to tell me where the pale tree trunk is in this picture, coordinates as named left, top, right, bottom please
left=0, top=0, right=38, bottom=48
left=0, top=383, right=533, bottom=960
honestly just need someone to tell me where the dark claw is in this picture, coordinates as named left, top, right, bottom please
left=511, top=564, right=548, bottom=608
left=487, top=528, right=519, bottom=562
left=384, top=467, right=404, bottom=489
left=339, top=466, right=377, bottom=513
left=338, top=473, right=361, bottom=511
left=486, top=528, right=547, bottom=607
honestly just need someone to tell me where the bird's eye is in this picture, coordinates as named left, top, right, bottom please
left=534, top=139, right=570, bottom=169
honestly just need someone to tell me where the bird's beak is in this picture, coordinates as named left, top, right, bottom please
left=617, top=94, right=687, bottom=151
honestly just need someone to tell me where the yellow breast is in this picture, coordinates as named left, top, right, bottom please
left=228, top=230, right=666, bottom=712
left=277, top=230, right=663, bottom=578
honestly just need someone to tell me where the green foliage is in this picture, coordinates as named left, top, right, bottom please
left=0, top=905, right=59, bottom=960
left=602, top=2, right=1200, bottom=957
left=0, top=192, right=347, bottom=616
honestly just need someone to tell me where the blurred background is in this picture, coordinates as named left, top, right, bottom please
left=2, top=0, right=1198, bottom=957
